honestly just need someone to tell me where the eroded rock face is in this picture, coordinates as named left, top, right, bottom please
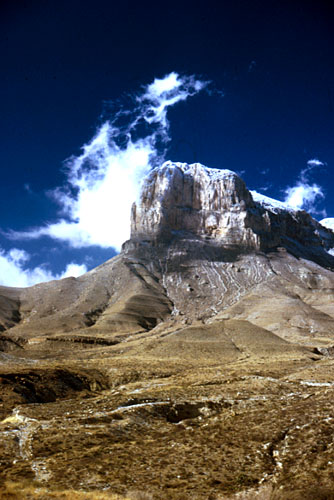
left=130, top=162, right=334, bottom=262
left=131, top=162, right=262, bottom=249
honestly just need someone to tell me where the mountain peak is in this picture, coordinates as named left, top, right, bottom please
left=130, top=161, right=257, bottom=247
left=129, top=162, right=334, bottom=267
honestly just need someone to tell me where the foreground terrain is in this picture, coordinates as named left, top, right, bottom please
left=1, top=320, right=334, bottom=499
left=1, top=163, right=334, bottom=498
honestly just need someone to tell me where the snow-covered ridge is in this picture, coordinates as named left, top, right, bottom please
left=160, top=163, right=294, bottom=214
left=152, top=161, right=238, bottom=180
left=320, top=218, right=334, bottom=232
left=250, top=190, right=294, bottom=214
left=159, top=163, right=297, bottom=216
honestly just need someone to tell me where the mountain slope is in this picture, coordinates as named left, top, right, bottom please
left=0, top=161, right=334, bottom=352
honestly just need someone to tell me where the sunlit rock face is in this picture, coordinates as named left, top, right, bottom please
left=130, top=161, right=334, bottom=261
left=131, top=162, right=264, bottom=249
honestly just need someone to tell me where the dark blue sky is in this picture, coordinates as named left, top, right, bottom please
left=1, top=0, right=334, bottom=284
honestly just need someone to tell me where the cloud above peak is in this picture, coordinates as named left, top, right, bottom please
left=254, top=157, right=328, bottom=216
left=284, top=158, right=327, bottom=214
left=307, top=158, right=326, bottom=168
left=284, top=183, right=324, bottom=212
left=140, top=73, right=209, bottom=128
left=144, top=72, right=183, bottom=101
left=9, top=72, right=209, bottom=252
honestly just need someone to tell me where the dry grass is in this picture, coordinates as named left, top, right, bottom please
left=221, top=484, right=274, bottom=499
left=126, top=491, right=154, bottom=500
left=222, top=483, right=334, bottom=499
left=1, top=340, right=334, bottom=499
left=0, top=483, right=157, bottom=500
left=4, top=483, right=334, bottom=500
left=271, top=485, right=334, bottom=500
left=0, top=481, right=129, bottom=499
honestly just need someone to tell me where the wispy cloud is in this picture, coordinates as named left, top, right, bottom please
left=284, top=158, right=327, bottom=215
left=307, top=158, right=326, bottom=168
left=284, top=183, right=325, bottom=212
left=0, top=248, right=87, bottom=287
left=9, top=72, right=208, bottom=252
left=256, top=184, right=271, bottom=192
left=248, top=60, right=257, bottom=72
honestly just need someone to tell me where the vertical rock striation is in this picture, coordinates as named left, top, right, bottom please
left=130, top=161, right=334, bottom=265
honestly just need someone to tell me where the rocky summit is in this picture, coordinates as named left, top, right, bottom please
left=1, top=162, right=334, bottom=499
left=131, top=162, right=334, bottom=257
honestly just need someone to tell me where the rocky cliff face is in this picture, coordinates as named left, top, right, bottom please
left=131, top=162, right=259, bottom=248
left=130, top=162, right=334, bottom=265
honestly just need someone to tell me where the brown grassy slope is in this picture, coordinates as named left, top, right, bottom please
left=0, top=254, right=172, bottom=340
left=122, top=319, right=308, bottom=362
left=0, top=345, right=333, bottom=499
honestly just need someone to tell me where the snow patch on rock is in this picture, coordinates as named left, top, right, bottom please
left=320, top=218, right=334, bottom=232
left=250, top=190, right=294, bottom=214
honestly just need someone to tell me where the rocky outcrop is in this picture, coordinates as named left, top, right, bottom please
left=130, top=162, right=334, bottom=265
left=131, top=162, right=262, bottom=248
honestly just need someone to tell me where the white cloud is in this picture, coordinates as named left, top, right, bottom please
left=307, top=158, right=325, bottom=168
left=140, top=72, right=209, bottom=128
left=284, top=183, right=325, bottom=211
left=60, top=263, right=87, bottom=279
left=284, top=158, right=327, bottom=214
left=254, top=158, right=328, bottom=216
left=299, top=157, right=326, bottom=183
left=9, top=72, right=208, bottom=252
left=0, top=247, right=87, bottom=287
left=145, top=72, right=181, bottom=98
left=320, top=218, right=334, bottom=231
